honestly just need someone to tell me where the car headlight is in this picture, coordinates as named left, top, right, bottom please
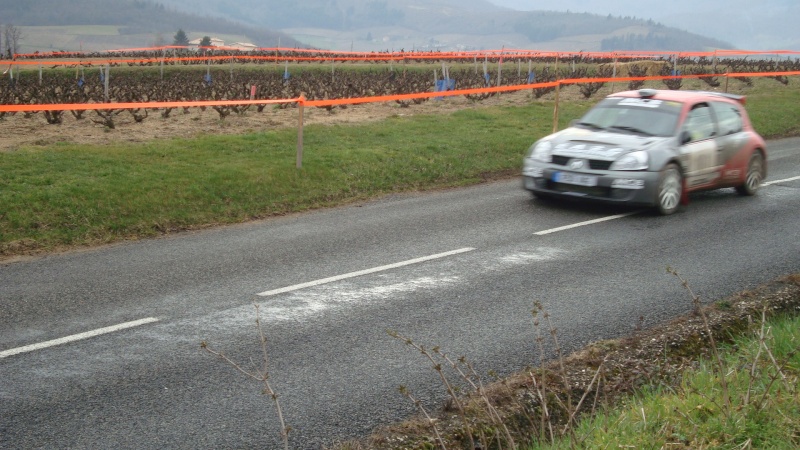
left=610, top=151, right=649, bottom=171
left=529, top=140, right=553, bottom=163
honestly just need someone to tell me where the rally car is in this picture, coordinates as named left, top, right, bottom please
left=522, top=89, right=767, bottom=214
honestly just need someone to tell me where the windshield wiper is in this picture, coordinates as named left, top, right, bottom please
left=608, top=125, right=653, bottom=136
left=576, top=121, right=606, bottom=131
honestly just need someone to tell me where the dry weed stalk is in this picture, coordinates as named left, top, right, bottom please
left=387, top=330, right=478, bottom=449
left=397, top=385, right=448, bottom=450
left=388, top=299, right=613, bottom=449
left=530, top=301, right=619, bottom=449
left=201, top=303, right=290, bottom=450
left=387, top=330, right=525, bottom=448
left=529, top=370, right=555, bottom=445
left=444, top=354, right=517, bottom=448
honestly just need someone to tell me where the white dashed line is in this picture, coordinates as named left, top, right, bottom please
left=7, top=176, right=795, bottom=357
left=257, top=247, right=475, bottom=297
left=763, top=175, right=800, bottom=186
left=534, top=211, right=641, bottom=236
left=0, top=317, right=160, bottom=359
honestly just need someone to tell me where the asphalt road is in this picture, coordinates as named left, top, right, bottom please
left=2, top=138, right=799, bottom=449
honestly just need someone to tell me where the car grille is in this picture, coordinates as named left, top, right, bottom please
left=552, top=155, right=613, bottom=171
left=547, top=181, right=611, bottom=197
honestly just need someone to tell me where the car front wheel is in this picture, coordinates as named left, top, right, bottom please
left=736, top=151, right=764, bottom=196
left=656, top=163, right=682, bottom=215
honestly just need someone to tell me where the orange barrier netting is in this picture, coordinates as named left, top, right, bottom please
left=0, top=71, right=798, bottom=113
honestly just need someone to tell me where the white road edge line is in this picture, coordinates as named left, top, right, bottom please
left=534, top=211, right=641, bottom=236
left=0, top=317, right=160, bottom=359
left=763, top=175, right=800, bottom=186
left=258, top=247, right=476, bottom=297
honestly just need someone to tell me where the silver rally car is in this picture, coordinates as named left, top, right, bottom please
left=522, top=89, right=767, bottom=214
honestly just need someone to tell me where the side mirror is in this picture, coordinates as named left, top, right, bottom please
left=680, top=130, right=692, bottom=145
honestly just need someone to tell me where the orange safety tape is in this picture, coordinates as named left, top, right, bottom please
left=302, top=81, right=562, bottom=107
left=0, top=98, right=297, bottom=113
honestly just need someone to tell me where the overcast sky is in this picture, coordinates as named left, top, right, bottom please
left=486, top=0, right=799, bottom=50
left=486, top=0, right=777, bottom=17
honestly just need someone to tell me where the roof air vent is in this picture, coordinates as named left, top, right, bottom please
left=638, top=88, right=657, bottom=99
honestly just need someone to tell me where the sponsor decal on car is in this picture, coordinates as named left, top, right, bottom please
left=611, top=179, right=646, bottom=189
left=554, top=143, right=626, bottom=160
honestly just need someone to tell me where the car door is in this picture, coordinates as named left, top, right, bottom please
left=680, top=103, right=722, bottom=188
left=711, top=101, right=751, bottom=179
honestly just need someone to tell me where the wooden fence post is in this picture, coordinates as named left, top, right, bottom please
left=296, top=94, right=306, bottom=169
left=104, top=65, right=110, bottom=103
left=552, top=55, right=560, bottom=133
left=724, top=69, right=730, bottom=93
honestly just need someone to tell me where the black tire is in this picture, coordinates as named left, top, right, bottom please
left=735, top=151, right=764, bottom=196
left=656, top=163, right=682, bottom=215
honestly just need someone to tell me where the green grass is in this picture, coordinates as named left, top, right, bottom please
left=1, top=78, right=798, bottom=257
left=528, top=312, right=800, bottom=449
left=0, top=99, right=589, bottom=255
left=744, top=83, right=800, bottom=138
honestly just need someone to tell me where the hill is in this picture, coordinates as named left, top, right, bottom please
left=490, top=0, right=800, bottom=51
left=152, top=0, right=732, bottom=52
left=2, top=0, right=733, bottom=53
left=0, top=0, right=305, bottom=53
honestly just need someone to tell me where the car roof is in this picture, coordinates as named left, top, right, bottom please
left=608, top=89, right=747, bottom=105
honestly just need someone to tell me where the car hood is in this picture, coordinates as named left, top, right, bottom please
left=548, top=128, right=671, bottom=161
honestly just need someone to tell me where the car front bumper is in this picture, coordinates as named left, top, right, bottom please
left=522, top=163, right=661, bottom=207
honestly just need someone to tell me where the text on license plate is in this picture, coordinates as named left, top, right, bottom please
left=553, top=172, right=598, bottom=187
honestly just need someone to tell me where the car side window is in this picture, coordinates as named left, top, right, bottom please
left=711, top=102, right=743, bottom=135
left=683, top=104, right=716, bottom=142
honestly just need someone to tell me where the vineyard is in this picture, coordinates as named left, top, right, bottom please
left=1, top=48, right=799, bottom=136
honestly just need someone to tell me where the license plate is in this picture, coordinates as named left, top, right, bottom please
left=553, top=172, right=598, bottom=187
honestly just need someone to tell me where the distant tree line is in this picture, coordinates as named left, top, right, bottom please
left=513, top=12, right=655, bottom=43
left=512, top=12, right=731, bottom=51
left=1, top=24, right=24, bottom=58
left=246, top=0, right=404, bottom=30
left=601, top=32, right=731, bottom=52
left=602, top=33, right=672, bottom=51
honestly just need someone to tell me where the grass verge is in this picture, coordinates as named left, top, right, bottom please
left=545, top=310, right=800, bottom=449
left=525, top=272, right=800, bottom=450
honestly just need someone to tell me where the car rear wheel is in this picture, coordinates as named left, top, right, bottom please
left=656, top=163, right=682, bottom=215
left=736, top=151, right=764, bottom=196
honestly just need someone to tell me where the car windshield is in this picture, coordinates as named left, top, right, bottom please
left=577, top=97, right=682, bottom=137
